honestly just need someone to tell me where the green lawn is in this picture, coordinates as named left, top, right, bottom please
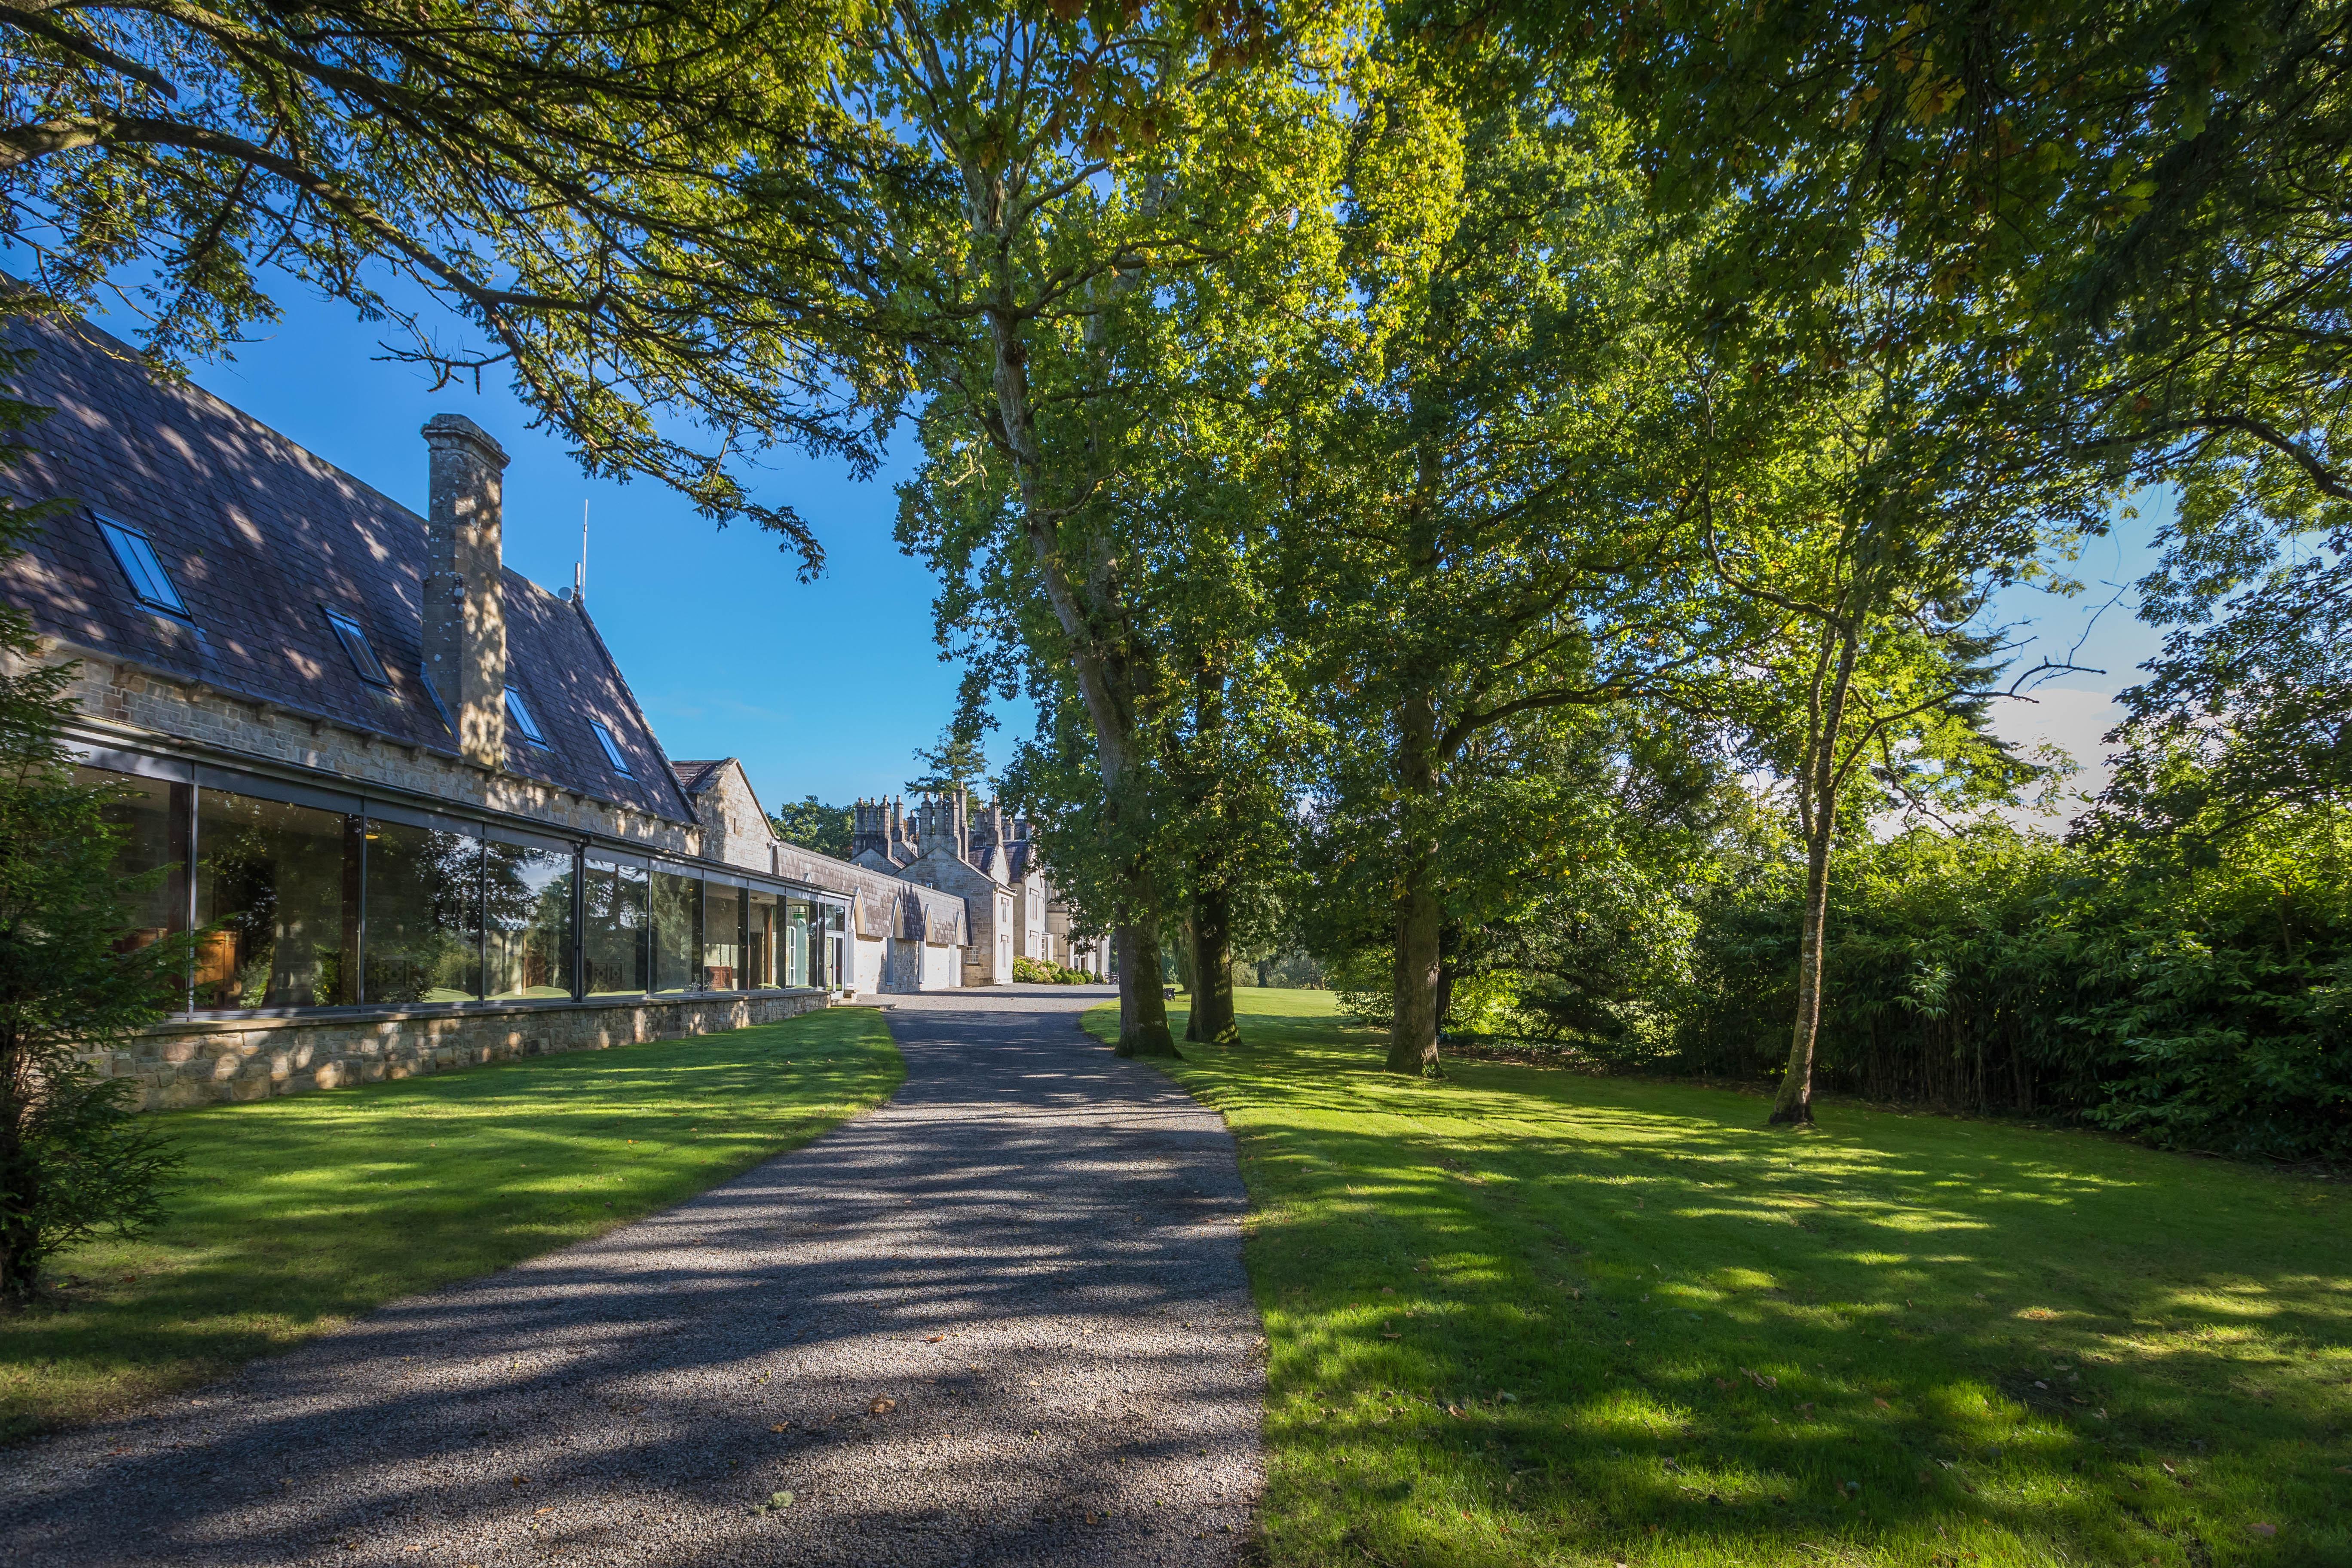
left=0, top=1006, right=901, bottom=1442
left=1090, top=987, right=2352, bottom=1568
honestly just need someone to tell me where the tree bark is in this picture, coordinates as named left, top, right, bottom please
left=1770, top=624, right=1859, bottom=1126
left=1387, top=685, right=1444, bottom=1074
left=1770, top=814, right=1836, bottom=1125
left=1188, top=882, right=1240, bottom=1046
left=1116, top=896, right=1179, bottom=1058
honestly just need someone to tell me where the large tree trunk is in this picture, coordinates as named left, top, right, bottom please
left=1770, top=625, right=1859, bottom=1126
left=1388, top=867, right=1442, bottom=1074
left=1188, top=882, right=1240, bottom=1046
left=1116, top=897, right=1179, bottom=1058
left=1386, top=686, right=1443, bottom=1074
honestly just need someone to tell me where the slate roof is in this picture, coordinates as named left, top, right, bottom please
left=0, top=313, right=693, bottom=824
left=670, top=760, right=727, bottom=795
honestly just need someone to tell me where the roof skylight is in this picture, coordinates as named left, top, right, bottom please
left=504, top=686, right=548, bottom=747
left=589, top=720, right=634, bottom=777
left=322, top=606, right=390, bottom=686
left=94, top=514, right=188, bottom=617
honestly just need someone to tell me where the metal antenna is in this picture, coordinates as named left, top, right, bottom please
left=574, top=500, right=588, bottom=603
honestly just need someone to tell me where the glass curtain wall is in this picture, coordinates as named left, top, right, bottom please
left=747, top=890, right=778, bottom=989
left=785, top=898, right=812, bottom=989
left=583, top=858, right=649, bottom=994
left=362, top=819, right=482, bottom=1003
left=651, top=869, right=701, bottom=994
left=70, top=766, right=832, bottom=1011
left=703, top=883, right=744, bottom=990
left=77, top=768, right=189, bottom=956
left=195, top=790, right=360, bottom=1008
left=485, top=841, right=576, bottom=998
left=816, top=903, right=842, bottom=989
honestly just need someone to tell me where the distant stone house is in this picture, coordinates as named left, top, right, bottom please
left=0, top=314, right=971, bottom=1109
left=851, top=793, right=1107, bottom=985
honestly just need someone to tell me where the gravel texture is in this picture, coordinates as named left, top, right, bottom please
left=0, top=986, right=1265, bottom=1567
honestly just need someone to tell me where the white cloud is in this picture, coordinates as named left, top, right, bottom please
left=1987, top=686, right=2128, bottom=833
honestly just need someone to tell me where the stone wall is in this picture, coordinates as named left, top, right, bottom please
left=31, top=643, right=698, bottom=855
left=96, top=990, right=830, bottom=1111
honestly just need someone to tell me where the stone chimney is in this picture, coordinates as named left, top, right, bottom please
left=420, top=414, right=510, bottom=769
left=851, top=798, right=890, bottom=860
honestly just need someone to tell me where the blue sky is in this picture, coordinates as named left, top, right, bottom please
left=65, top=279, right=2173, bottom=832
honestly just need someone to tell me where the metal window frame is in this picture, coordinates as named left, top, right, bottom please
left=92, top=512, right=190, bottom=617
left=587, top=719, right=634, bottom=777
left=321, top=605, right=392, bottom=687
left=502, top=684, right=549, bottom=747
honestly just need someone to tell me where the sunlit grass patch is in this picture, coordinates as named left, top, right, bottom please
left=1093, top=986, right=2352, bottom=1567
left=0, top=1007, right=901, bottom=1441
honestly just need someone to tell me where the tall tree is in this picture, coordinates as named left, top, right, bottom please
left=1270, top=75, right=1713, bottom=1074
left=0, top=322, right=188, bottom=1299
left=1599, top=0, right=2352, bottom=506
left=1, top=0, right=886, bottom=564
left=1678, top=238, right=2111, bottom=1124
left=845, top=1, right=1356, bottom=1057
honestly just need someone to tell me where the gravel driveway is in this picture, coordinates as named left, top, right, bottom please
left=0, top=986, right=1265, bottom=1567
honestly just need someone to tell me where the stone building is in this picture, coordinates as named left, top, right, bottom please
left=0, top=314, right=975, bottom=1109
left=851, top=793, right=1107, bottom=984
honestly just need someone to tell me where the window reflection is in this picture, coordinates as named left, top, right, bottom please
left=75, top=767, right=189, bottom=956
left=486, top=842, right=576, bottom=998
left=196, top=790, right=359, bottom=1008
left=747, top=889, right=778, bottom=989
left=785, top=898, right=812, bottom=988
left=651, top=869, right=700, bottom=994
left=363, top=818, right=481, bottom=1003
left=704, top=882, right=744, bottom=990
left=583, top=858, right=648, bottom=995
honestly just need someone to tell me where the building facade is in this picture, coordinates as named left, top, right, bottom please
left=851, top=793, right=1108, bottom=983
left=0, top=315, right=975, bottom=1110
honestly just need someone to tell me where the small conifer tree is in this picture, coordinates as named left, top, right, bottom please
left=0, top=325, right=189, bottom=1302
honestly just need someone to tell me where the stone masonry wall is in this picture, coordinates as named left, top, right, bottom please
left=34, top=642, right=698, bottom=854
left=98, top=991, right=830, bottom=1112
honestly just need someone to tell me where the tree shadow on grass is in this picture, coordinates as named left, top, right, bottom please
left=0, top=1002, right=1266, bottom=1568
left=1153, top=998, right=2352, bottom=1568
left=0, top=1010, right=904, bottom=1437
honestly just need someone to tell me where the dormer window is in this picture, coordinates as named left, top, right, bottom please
left=322, top=606, right=390, bottom=686
left=504, top=686, right=548, bottom=747
left=94, top=514, right=188, bottom=617
left=589, top=720, right=634, bottom=777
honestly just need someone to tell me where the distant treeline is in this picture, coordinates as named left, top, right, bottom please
left=1392, top=807, right=2350, bottom=1165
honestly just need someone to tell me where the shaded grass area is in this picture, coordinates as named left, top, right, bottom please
left=1, top=1007, right=901, bottom=1441
left=1089, top=988, right=2352, bottom=1567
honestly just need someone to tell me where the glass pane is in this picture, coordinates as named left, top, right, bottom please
left=583, top=858, right=649, bottom=995
left=362, top=818, right=482, bottom=1003
left=75, top=767, right=188, bottom=954
left=651, top=870, right=701, bottom=994
left=786, top=898, right=812, bottom=989
left=485, top=842, right=576, bottom=998
left=703, top=883, right=744, bottom=991
left=196, top=789, right=358, bottom=1008
left=747, top=890, right=778, bottom=989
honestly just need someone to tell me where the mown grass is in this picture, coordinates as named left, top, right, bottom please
left=1090, top=987, right=2352, bottom=1568
left=0, top=1006, right=901, bottom=1442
